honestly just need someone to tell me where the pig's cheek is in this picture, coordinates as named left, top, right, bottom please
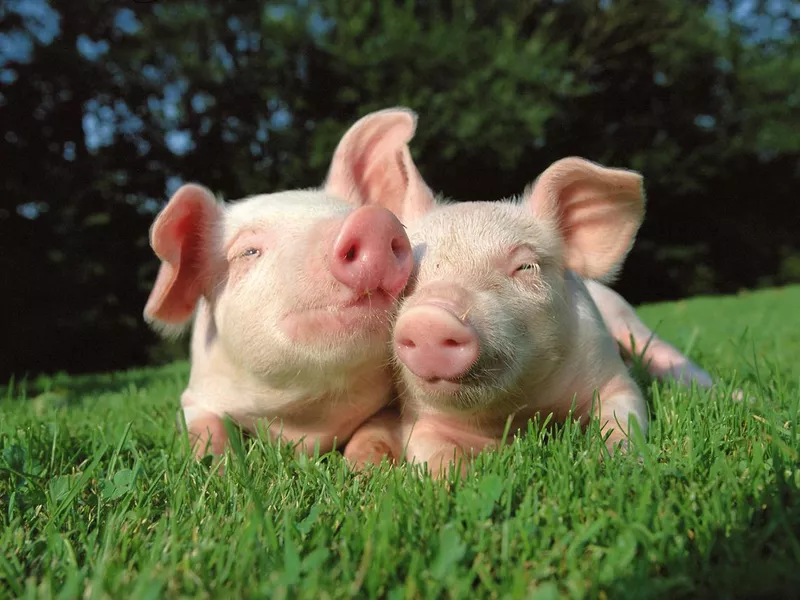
left=547, top=274, right=572, bottom=315
left=225, top=257, right=253, bottom=289
left=214, top=264, right=284, bottom=355
left=304, top=251, right=334, bottom=291
left=521, top=275, right=569, bottom=332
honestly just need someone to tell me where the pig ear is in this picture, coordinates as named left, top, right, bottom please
left=324, top=107, right=436, bottom=224
left=143, top=184, right=222, bottom=336
left=525, top=157, right=645, bottom=281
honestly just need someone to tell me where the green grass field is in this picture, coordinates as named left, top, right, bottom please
left=2, top=286, right=799, bottom=599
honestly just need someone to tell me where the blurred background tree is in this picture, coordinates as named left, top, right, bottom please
left=1, top=0, right=798, bottom=381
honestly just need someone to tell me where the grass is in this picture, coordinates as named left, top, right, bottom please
left=2, top=285, right=800, bottom=599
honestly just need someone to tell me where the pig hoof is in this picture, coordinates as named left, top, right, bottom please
left=729, top=387, right=755, bottom=403
left=600, top=436, right=631, bottom=460
left=709, top=384, right=755, bottom=404
left=197, top=453, right=227, bottom=476
left=343, top=440, right=396, bottom=471
left=427, top=447, right=470, bottom=480
left=430, top=461, right=469, bottom=481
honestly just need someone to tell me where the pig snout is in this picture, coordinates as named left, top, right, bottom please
left=394, top=305, right=479, bottom=381
left=331, top=205, right=412, bottom=297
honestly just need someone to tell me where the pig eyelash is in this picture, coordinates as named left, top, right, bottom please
left=514, top=263, right=540, bottom=276
left=507, top=244, right=541, bottom=277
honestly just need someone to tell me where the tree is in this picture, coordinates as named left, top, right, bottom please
left=1, top=0, right=797, bottom=381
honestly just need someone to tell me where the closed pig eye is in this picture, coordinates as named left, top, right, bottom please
left=514, top=263, right=540, bottom=275
left=507, top=245, right=540, bottom=277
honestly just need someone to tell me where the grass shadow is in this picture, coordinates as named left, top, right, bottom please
left=1, top=360, right=190, bottom=406
left=605, top=461, right=800, bottom=599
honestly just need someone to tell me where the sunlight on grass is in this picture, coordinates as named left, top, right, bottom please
left=2, top=286, right=799, bottom=598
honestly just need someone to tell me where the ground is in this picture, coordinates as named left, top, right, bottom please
left=2, top=285, right=799, bottom=599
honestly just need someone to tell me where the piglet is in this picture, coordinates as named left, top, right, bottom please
left=348, top=155, right=652, bottom=476
left=143, top=108, right=427, bottom=460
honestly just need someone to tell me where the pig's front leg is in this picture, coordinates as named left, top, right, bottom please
left=177, top=407, right=229, bottom=459
left=584, top=280, right=714, bottom=389
left=424, top=444, right=470, bottom=479
left=580, top=372, right=649, bottom=456
left=403, top=422, right=494, bottom=479
left=342, top=406, right=403, bottom=470
left=406, top=434, right=468, bottom=479
left=343, top=410, right=471, bottom=478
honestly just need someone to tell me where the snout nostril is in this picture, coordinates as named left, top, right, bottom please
left=443, top=338, right=461, bottom=347
left=390, top=238, right=407, bottom=260
left=398, top=338, right=416, bottom=349
left=344, top=244, right=357, bottom=262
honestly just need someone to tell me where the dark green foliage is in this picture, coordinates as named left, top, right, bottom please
left=1, top=0, right=798, bottom=379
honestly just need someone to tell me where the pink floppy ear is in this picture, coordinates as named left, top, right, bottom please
left=525, top=157, right=645, bottom=281
left=143, top=184, right=222, bottom=334
left=324, top=107, right=436, bottom=224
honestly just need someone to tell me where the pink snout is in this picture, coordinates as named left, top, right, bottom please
left=331, top=205, right=413, bottom=297
left=394, top=305, right=479, bottom=381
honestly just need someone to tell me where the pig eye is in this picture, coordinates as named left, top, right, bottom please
left=239, top=248, right=260, bottom=259
left=515, top=263, right=540, bottom=275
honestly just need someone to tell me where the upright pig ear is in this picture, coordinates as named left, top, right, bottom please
left=525, top=157, right=645, bottom=281
left=324, top=107, right=436, bottom=224
left=143, top=184, right=222, bottom=336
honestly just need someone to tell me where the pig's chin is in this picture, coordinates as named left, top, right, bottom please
left=413, top=376, right=464, bottom=395
left=279, top=290, right=396, bottom=345
left=407, top=380, right=497, bottom=416
left=403, top=368, right=521, bottom=415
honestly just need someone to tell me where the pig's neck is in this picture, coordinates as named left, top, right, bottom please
left=183, top=305, right=392, bottom=451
